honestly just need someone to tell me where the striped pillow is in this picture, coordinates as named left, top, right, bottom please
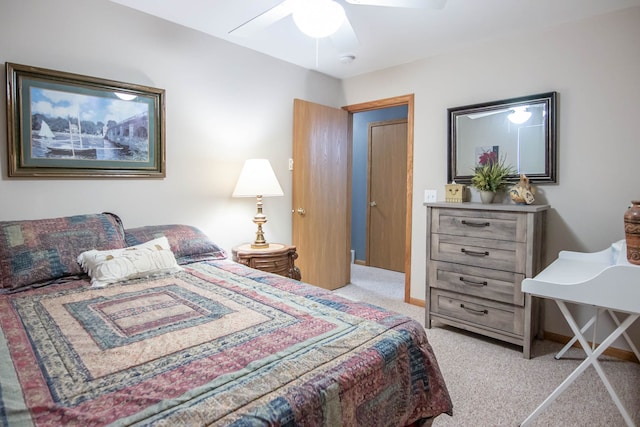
left=0, top=213, right=126, bottom=290
left=124, top=224, right=227, bottom=264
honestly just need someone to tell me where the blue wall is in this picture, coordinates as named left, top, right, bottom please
left=351, top=105, right=408, bottom=263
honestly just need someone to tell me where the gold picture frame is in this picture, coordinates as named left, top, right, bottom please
left=5, top=62, right=165, bottom=178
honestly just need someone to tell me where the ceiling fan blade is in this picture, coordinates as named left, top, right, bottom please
left=330, top=16, right=359, bottom=52
left=467, top=103, right=545, bottom=119
left=345, top=0, right=446, bottom=9
left=467, top=108, right=511, bottom=120
left=229, top=0, right=297, bottom=37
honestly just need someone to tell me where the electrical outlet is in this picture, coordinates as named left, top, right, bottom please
left=424, top=189, right=437, bottom=203
left=288, top=158, right=294, bottom=171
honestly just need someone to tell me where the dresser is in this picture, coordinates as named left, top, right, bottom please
left=232, top=243, right=302, bottom=280
left=425, top=202, right=549, bottom=358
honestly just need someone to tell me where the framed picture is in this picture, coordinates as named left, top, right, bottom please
left=5, top=62, right=165, bottom=178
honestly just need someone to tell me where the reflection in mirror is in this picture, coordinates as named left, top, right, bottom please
left=448, top=92, right=557, bottom=184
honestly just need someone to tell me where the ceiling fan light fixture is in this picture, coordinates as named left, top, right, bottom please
left=114, top=92, right=137, bottom=101
left=293, top=0, right=346, bottom=38
left=508, top=106, right=532, bottom=124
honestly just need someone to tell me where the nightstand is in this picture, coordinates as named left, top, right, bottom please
left=231, top=243, right=301, bottom=280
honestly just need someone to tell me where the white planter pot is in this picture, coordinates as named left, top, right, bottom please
left=480, top=190, right=495, bottom=204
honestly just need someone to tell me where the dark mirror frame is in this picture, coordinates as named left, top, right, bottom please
left=447, top=91, right=557, bottom=185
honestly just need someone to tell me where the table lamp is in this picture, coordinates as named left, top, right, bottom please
left=232, top=159, right=284, bottom=248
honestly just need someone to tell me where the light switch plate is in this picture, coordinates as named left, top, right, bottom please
left=424, top=189, right=437, bottom=203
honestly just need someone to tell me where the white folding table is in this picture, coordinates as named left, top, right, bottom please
left=520, top=242, right=640, bottom=427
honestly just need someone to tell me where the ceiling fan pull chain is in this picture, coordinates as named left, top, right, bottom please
left=315, top=38, right=319, bottom=68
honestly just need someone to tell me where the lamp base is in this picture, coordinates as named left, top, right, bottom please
left=251, top=195, right=269, bottom=249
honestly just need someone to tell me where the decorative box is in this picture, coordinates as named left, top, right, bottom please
left=445, top=183, right=465, bottom=203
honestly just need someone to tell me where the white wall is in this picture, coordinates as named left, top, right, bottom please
left=0, top=0, right=342, bottom=253
left=342, top=7, right=640, bottom=347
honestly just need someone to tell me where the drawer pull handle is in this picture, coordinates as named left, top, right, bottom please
left=461, top=248, right=489, bottom=257
left=461, top=220, right=490, bottom=227
left=460, top=303, right=488, bottom=315
left=459, top=277, right=487, bottom=287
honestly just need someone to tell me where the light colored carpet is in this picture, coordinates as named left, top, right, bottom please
left=334, top=264, right=640, bottom=427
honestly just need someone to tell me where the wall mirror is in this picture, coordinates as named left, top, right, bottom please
left=448, top=91, right=557, bottom=184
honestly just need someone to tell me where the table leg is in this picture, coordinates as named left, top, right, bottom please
left=555, top=309, right=597, bottom=359
left=562, top=304, right=637, bottom=427
left=521, top=301, right=639, bottom=427
left=607, top=309, right=640, bottom=362
left=557, top=308, right=640, bottom=363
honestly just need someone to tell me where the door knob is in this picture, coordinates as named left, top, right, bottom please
left=369, top=201, right=377, bottom=207
left=296, top=208, right=306, bottom=215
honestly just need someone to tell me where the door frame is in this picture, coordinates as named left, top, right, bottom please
left=343, top=94, right=415, bottom=304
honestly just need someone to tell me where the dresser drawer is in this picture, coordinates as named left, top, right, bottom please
left=431, top=234, right=525, bottom=273
left=430, top=289, right=524, bottom=336
left=432, top=208, right=525, bottom=241
left=429, top=260, right=525, bottom=306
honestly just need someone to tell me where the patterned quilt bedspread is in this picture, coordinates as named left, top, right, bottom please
left=0, top=260, right=452, bottom=426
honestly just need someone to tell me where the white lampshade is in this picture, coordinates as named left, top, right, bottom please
left=292, top=0, right=346, bottom=38
left=232, top=159, right=284, bottom=197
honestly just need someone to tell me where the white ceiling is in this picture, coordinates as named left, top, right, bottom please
left=109, top=0, right=640, bottom=79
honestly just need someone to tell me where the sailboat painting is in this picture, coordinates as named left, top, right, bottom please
left=29, top=87, right=150, bottom=162
left=38, top=120, right=55, bottom=139
left=7, top=62, right=165, bottom=177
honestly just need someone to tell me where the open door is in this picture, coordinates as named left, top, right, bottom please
left=292, top=99, right=351, bottom=290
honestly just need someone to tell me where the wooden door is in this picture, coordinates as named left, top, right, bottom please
left=367, top=119, right=407, bottom=272
left=292, top=99, right=351, bottom=290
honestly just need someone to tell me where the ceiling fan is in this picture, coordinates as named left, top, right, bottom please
left=467, top=105, right=545, bottom=124
left=229, top=0, right=447, bottom=54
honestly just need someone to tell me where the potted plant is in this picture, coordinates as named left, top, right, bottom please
left=470, top=156, right=515, bottom=203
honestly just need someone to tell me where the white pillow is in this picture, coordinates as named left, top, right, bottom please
left=77, top=236, right=183, bottom=287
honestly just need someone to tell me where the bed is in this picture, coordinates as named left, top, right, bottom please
left=0, top=213, right=452, bottom=426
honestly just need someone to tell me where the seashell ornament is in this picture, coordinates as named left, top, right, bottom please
left=509, top=174, right=535, bottom=205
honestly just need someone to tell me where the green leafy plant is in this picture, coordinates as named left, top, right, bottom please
left=470, top=156, right=515, bottom=192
